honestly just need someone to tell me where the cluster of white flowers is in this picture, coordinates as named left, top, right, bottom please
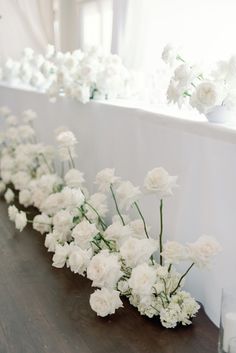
left=0, top=106, right=222, bottom=328
left=162, top=44, right=236, bottom=115
left=0, top=45, right=131, bottom=104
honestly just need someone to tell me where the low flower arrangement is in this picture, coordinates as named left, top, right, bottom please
left=162, top=44, right=236, bottom=117
left=0, top=46, right=131, bottom=104
left=0, top=106, right=221, bottom=328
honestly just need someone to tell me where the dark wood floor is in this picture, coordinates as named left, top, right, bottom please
left=0, top=199, right=218, bottom=353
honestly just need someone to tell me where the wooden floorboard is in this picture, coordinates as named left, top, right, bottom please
left=0, top=199, right=218, bottom=353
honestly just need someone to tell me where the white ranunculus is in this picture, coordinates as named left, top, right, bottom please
left=15, top=211, right=27, bottom=232
left=187, top=235, right=221, bottom=268
left=95, top=168, right=120, bottom=192
left=8, top=205, right=18, bottom=222
left=53, top=209, right=73, bottom=235
left=33, top=214, right=52, bottom=234
left=52, top=243, right=70, bottom=268
left=129, top=263, right=156, bottom=297
left=4, top=188, right=14, bottom=204
left=11, top=171, right=31, bottom=191
left=61, top=187, right=85, bottom=210
left=87, top=250, right=122, bottom=288
left=64, top=168, right=85, bottom=188
left=68, top=244, right=92, bottom=275
left=144, top=167, right=178, bottom=197
left=89, top=288, right=123, bottom=317
left=162, top=241, right=187, bottom=264
left=120, top=237, right=158, bottom=268
left=72, top=219, right=99, bottom=249
left=115, top=181, right=141, bottom=210
left=104, top=222, right=133, bottom=247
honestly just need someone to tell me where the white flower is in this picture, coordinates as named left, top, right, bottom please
left=19, top=189, right=32, bottom=207
left=6, top=115, right=18, bottom=126
left=72, top=219, right=99, bottom=249
left=190, top=81, right=225, bottom=114
left=167, top=80, right=184, bottom=106
left=144, top=167, right=178, bottom=197
left=44, top=232, right=58, bottom=252
left=4, top=188, right=14, bottom=203
left=0, top=181, right=6, bottom=194
left=89, top=288, right=123, bottom=317
left=85, top=193, right=108, bottom=221
left=56, top=130, right=77, bottom=148
left=15, top=211, right=27, bottom=232
left=187, top=235, right=221, bottom=268
left=104, top=222, right=133, bottom=247
left=53, top=209, right=73, bottom=235
left=120, top=237, right=157, bottom=268
left=87, top=250, right=122, bottom=288
left=52, top=243, right=70, bottom=268
left=162, top=44, right=177, bottom=66
left=33, top=214, right=52, bottom=234
left=68, top=244, right=92, bottom=275
left=162, top=241, right=187, bottom=264
left=116, top=181, right=141, bottom=210
left=129, top=219, right=150, bottom=239
left=95, top=168, right=120, bottom=192
left=8, top=205, right=18, bottom=222
left=174, top=64, right=194, bottom=87
left=11, top=171, right=31, bottom=190
left=129, top=263, right=156, bottom=297
left=64, top=169, right=85, bottom=188
left=60, top=187, right=85, bottom=210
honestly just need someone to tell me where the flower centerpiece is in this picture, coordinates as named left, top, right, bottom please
left=0, top=106, right=221, bottom=328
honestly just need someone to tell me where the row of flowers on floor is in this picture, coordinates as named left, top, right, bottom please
left=0, top=107, right=221, bottom=328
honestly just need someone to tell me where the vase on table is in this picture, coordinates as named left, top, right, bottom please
left=218, top=290, right=236, bottom=353
left=206, top=105, right=233, bottom=124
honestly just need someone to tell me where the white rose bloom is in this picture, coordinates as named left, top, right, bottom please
left=87, top=250, right=122, bottom=288
left=52, top=243, right=70, bottom=268
left=120, top=237, right=157, bottom=268
left=11, top=171, right=31, bottom=191
left=162, top=241, right=187, bottom=264
left=53, top=209, right=73, bottom=235
left=1, top=171, right=12, bottom=184
left=129, top=263, right=156, bottom=297
left=104, top=222, right=133, bottom=247
left=95, top=168, right=120, bottom=192
left=8, top=205, right=18, bottom=222
left=144, top=167, right=178, bottom=197
left=129, top=219, right=151, bottom=239
left=174, top=64, right=195, bottom=88
left=33, top=214, right=52, bottom=234
left=4, top=188, right=14, bottom=203
left=187, top=235, right=221, bottom=268
left=162, top=44, right=177, bottom=66
left=44, top=232, right=58, bottom=252
left=0, top=181, right=6, bottom=194
left=90, top=288, right=123, bottom=317
left=85, top=193, right=108, bottom=221
left=68, top=244, right=92, bottom=275
left=64, top=168, right=85, bottom=188
left=60, top=187, right=85, bottom=210
left=19, top=189, right=32, bottom=207
left=116, top=181, right=141, bottom=210
left=167, top=80, right=184, bottom=107
left=190, top=81, right=224, bottom=114
left=72, top=219, right=99, bottom=249
left=15, top=211, right=27, bottom=232
left=40, top=192, right=64, bottom=215
left=56, top=130, right=77, bottom=148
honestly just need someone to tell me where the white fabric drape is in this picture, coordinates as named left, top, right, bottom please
left=0, top=0, right=54, bottom=62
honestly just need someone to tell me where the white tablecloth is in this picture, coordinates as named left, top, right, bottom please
left=1, top=85, right=236, bottom=326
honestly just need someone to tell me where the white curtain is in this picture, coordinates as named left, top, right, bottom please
left=0, top=0, right=54, bottom=62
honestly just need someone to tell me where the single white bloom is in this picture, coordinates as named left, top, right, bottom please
left=162, top=241, right=187, bottom=264
left=120, top=237, right=157, bottom=268
left=162, top=44, right=177, bottom=66
left=8, top=205, right=18, bottom=222
left=19, top=189, right=32, bottom=207
left=116, top=181, right=141, bottom=210
left=72, top=219, right=99, bottom=249
left=85, top=192, right=108, bottom=221
left=89, top=288, right=123, bottom=317
left=187, top=235, right=221, bottom=268
left=15, top=211, right=27, bottom=232
left=104, top=222, right=133, bottom=247
left=44, top=232, right=58, bottom=252
left=95, top=168, right=120, bottom=192
left=129, top=219, right=150, bottom=239
left=52, top=243, right=70, bottom=268
left=68, top=244, right=92, bottom=275
left=4, top=188, right=14, bottom=204
left=0, top=181, right=6, bottom=194
left=144, top=167, right=178, bottom=197
left=64, top=168, right=85, bottom=188
left=129, top=263, right=156, bottom=297
left=33, top=214, right=52, bottom=234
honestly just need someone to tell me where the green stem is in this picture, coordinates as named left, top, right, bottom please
left=159, top=199, right=163, bottom=265
left=110, top=184, right=125, bottom=226
left=170, top=262, right=195, bottom=296
left=85, top=201, right=107, bottom=230
left=68, top=148, right=75, bottom=168
left=176, top=55, right=185, bottom=63
left=39, top=153, right=53, bottom=173
left=134, top=201, right=149, bottom=238
left=98, top=234, right=112, bottom=251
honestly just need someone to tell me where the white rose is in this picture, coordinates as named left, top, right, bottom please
left=190, top=81, right=224, bottom=114
left=89, top=288, right=123, bottom=317
left=33, top=214, right=52, bottom=234
left=72, top=219, right=98, bottom=249
left=104, top=222, right=133, bottom=247
left=116, top=181, right=141, bottom=210
left=162, top=44, right=177, bottom=66
left=120, top=237, right=157, bottom=268
left=87, top=250, right=122, bottom=289
left=187, top=235, right=221, bottom=268
left=162, top=241, right=187, bottom=264
left=44, top=232, right=58, bottom=252
left=60, top=187, right=85, bottom=210
left=15, top=211, right=27, bottom=232
left=68, top=244, right=92, bottom=275
left=64, top=168, right=85, bottom=188
left=95, top=168, right=120, bottom=192
left=19, top=189, right=32, bottom=207
left=85, top=193, right=108, bottom=221
left=129, top=263, right=156, bottom=297
left=144, top=167, right=178, bottom=197
left=8, top=205, right=18, bottom=222
left=52, top=243, right=70, bottom=268
left=4, top=188, right=14, bottom=203
left=53, top=209, right=73, bottom=235
left=129, top=219, right=151, bottom=239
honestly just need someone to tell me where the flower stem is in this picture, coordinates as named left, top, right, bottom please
left=68, top=148, right=75, bottom=168
left=159, top=199, right=163, bottom=265
left=170, top=262, right=195, bottom=296
left=134, top=201, right=149, bottom=238
left=85, top=201, right=107, bottom=231
left=110, top=184, right=125, bottom=226
left=39, top=153, right=53, bottom=173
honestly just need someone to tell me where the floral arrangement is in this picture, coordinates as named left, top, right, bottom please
left=0, top=105, right=221, bottom=328
left=0, top=46, right=131, bottom=104
left=162, top=44, right=236, bottom=115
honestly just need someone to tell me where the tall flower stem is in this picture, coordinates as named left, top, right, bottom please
left=39, top=153, right=53, bottom=174
left=134, top=201, right=149, bottom=238
left=110, top=184, right=125, bottom=226
left=170, top=262, right=195, bottom=296
left=159, top=199, right=163, bottom=265
left=68, top=148, right=75, bottom=169
left=85, top=201, right=107, bottom=231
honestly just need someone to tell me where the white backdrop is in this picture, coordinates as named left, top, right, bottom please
left=1, top=85, right=236, bottom=326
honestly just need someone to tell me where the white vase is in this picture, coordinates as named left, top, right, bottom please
left=205, top=105, right=233, bottom=124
